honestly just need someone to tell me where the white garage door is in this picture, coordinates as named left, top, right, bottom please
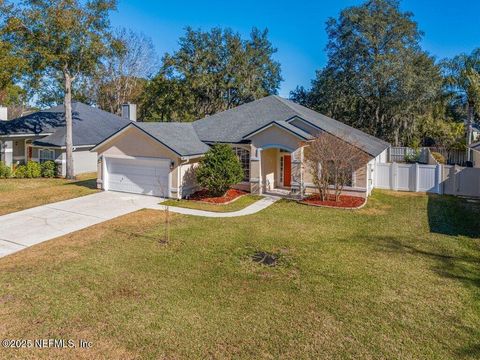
left=105, top=157, right=170, bottom=197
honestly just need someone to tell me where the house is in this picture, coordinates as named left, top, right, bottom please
left=471, top=141, right=480, bottom=167
left=0, top=102, right=130, bottom=176
left=92, top=96, right=390, bottom=198
left=472, top=123, right=480, bottom=142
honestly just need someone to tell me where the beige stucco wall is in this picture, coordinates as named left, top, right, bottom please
left=249, top=125, right=302, bottom=152
left=95, top=126, right=182, bottom=197
left=179, top=158, right=201, bottom=197
left=261, top=148, right=278, bottom=191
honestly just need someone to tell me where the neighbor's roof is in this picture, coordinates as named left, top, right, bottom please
left=471, top=140, right=480, bottom=151
left=193, top=95, right=390, bottom=157
left=0, top=102, right=128, bottom=147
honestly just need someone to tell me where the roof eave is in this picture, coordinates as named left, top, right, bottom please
left=242, top=121, right=310, bottom=141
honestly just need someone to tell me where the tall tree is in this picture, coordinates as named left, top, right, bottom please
left=141, top=27, right=282, bottom=121
left=96, top=28, right=158, bottom=115
left=291, top=0, right=441, bottom=146
left=4, top=0, right=117, bottom=179
left=442, top=49, right=480, bottom=159
left=0, top=1, right=25, bottom=94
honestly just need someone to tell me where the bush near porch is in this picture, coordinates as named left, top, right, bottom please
left=196, top=144, right=244, bottom=197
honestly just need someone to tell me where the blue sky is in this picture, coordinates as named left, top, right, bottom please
left=110, top=0, right=480, bottom=97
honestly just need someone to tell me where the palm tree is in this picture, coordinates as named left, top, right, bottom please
left=442, top=49, right=480, bottom=161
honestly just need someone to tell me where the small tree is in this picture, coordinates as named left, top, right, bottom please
left=305, top=132, right=369, bottom=202
left=196, top=144, right=244, bottom=197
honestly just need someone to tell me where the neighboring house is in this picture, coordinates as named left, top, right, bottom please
left=0, top=102, right=130, bottom=176
left=472, top=123, right=480, bottom=142
left=92, top=95, right=390, bottom=199
left=471, top=141, right=480, bottom=167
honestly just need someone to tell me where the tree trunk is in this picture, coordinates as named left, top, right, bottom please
left=64, top=71, right=75, bottom=179
left=466, top=102, right=474, bottom=162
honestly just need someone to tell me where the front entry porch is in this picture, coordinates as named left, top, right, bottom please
left=249, top=144, right=305, bottom=197
left=0, top=137, right=35, bottom=166
left=261, top=147, right=293, bottom=192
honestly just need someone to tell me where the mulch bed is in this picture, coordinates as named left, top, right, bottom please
left=189, top=188, right=247, bottom=204
left=301, top=194, right=366, bottom=209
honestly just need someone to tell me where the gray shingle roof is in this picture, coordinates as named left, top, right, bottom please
left=0, top=102, right=128, bottom=147
left=134, top=122, right=210, bottom=157
left=193, top=95, right=390, bottom=157
left=471, top=140, right=480, bottom=151
left=243, top=120, right=313, bottom=141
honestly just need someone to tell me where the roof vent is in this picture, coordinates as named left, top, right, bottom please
left=121, top=103, right=137, bottom=122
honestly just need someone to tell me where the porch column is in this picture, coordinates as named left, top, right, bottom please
left=291, top=146, right=304, bottom=198
left=0, top=140, right=13, bottom=166
left=249, top=144, right=262, bottom=195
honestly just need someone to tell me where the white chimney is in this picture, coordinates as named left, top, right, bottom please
left=121, top=103, right=137, bottom=121
left=0, top=107, right=7, bottom=121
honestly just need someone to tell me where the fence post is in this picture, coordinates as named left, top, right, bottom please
left=452, top=165, right=457, bottom=196
left=436, top=164, right=443, bottom=194
left=414, top=163, right=419, bottom=192
left=392, top=162, right=397, bottom=190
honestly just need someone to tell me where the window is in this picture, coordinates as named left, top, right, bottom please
left=325, top=161, right=353, bottom=187
left=233, top=147, right=250, bottom=181
left=39, top=149, right=55, bottom=163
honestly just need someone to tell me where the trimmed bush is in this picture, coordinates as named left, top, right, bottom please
left=431, top=151, right=446, bottom=164
left=196, top=144, right=244, bottom=197
left=25, top=161, right=42, bottom=178
left=14, top=165, right=27, bottom=179
left=41, top=161, right=57, bottom=178
left=404, top=151, right=420, bottom=164
left=0, top=161, right=12, bottom=178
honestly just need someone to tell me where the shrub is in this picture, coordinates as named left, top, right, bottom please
left=404, top=150, right=420, bottom=164
left=0, top=161, right=12, bottom=178
left=25, top=161, right=42, bottom=178
left=14, top=165, right=27, bottom=178
left=41, top=160, right=57, bottom=178
left=196, top=144, right=244, bottom=197
left=431, top=151, right=446, bottom=164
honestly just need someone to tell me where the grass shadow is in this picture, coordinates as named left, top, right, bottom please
left=427, top=194, right=480, bottom=238
left=69, top=178, right=97, bottom=190
left=370, top=234, right=480, bottom=358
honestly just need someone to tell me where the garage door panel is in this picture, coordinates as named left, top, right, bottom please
left=106, top=157, right=170, bottom=197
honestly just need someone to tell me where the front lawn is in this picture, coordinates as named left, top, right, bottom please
left=162, top=194, right=263, bottom=212
left=0, top=191, right=479, bottom=359
left=0, top=173, right=98, bottom=215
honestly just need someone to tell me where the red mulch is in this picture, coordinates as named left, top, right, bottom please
left=302, top=194, right=365, bottom=208
left=189, top=188, right=247, bottom=204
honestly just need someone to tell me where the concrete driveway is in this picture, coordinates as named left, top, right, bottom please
left=0, top=191, right=161, bottom=258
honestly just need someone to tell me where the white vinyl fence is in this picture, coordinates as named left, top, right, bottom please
left=375, top=163, right=442, bottom=194
left=375, top=162, right=480, bottom=197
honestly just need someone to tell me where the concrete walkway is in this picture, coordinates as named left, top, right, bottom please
left=0, top=192, right=280, bottom=258
left=0, top=192, right=161, bottom=258
left=149, top=195, right=280, bottom=218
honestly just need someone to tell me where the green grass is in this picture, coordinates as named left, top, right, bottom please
left=162, top=194, right=263, bottom=212
left=0, top=173, right=98, bottom=215
left=0, top=190, right=479, bottom=359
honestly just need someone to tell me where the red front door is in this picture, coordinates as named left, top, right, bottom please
left=283, top=155, right=291, bottom=187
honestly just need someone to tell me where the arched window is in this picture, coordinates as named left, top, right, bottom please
left=233, top=147, right=250, bottom=181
